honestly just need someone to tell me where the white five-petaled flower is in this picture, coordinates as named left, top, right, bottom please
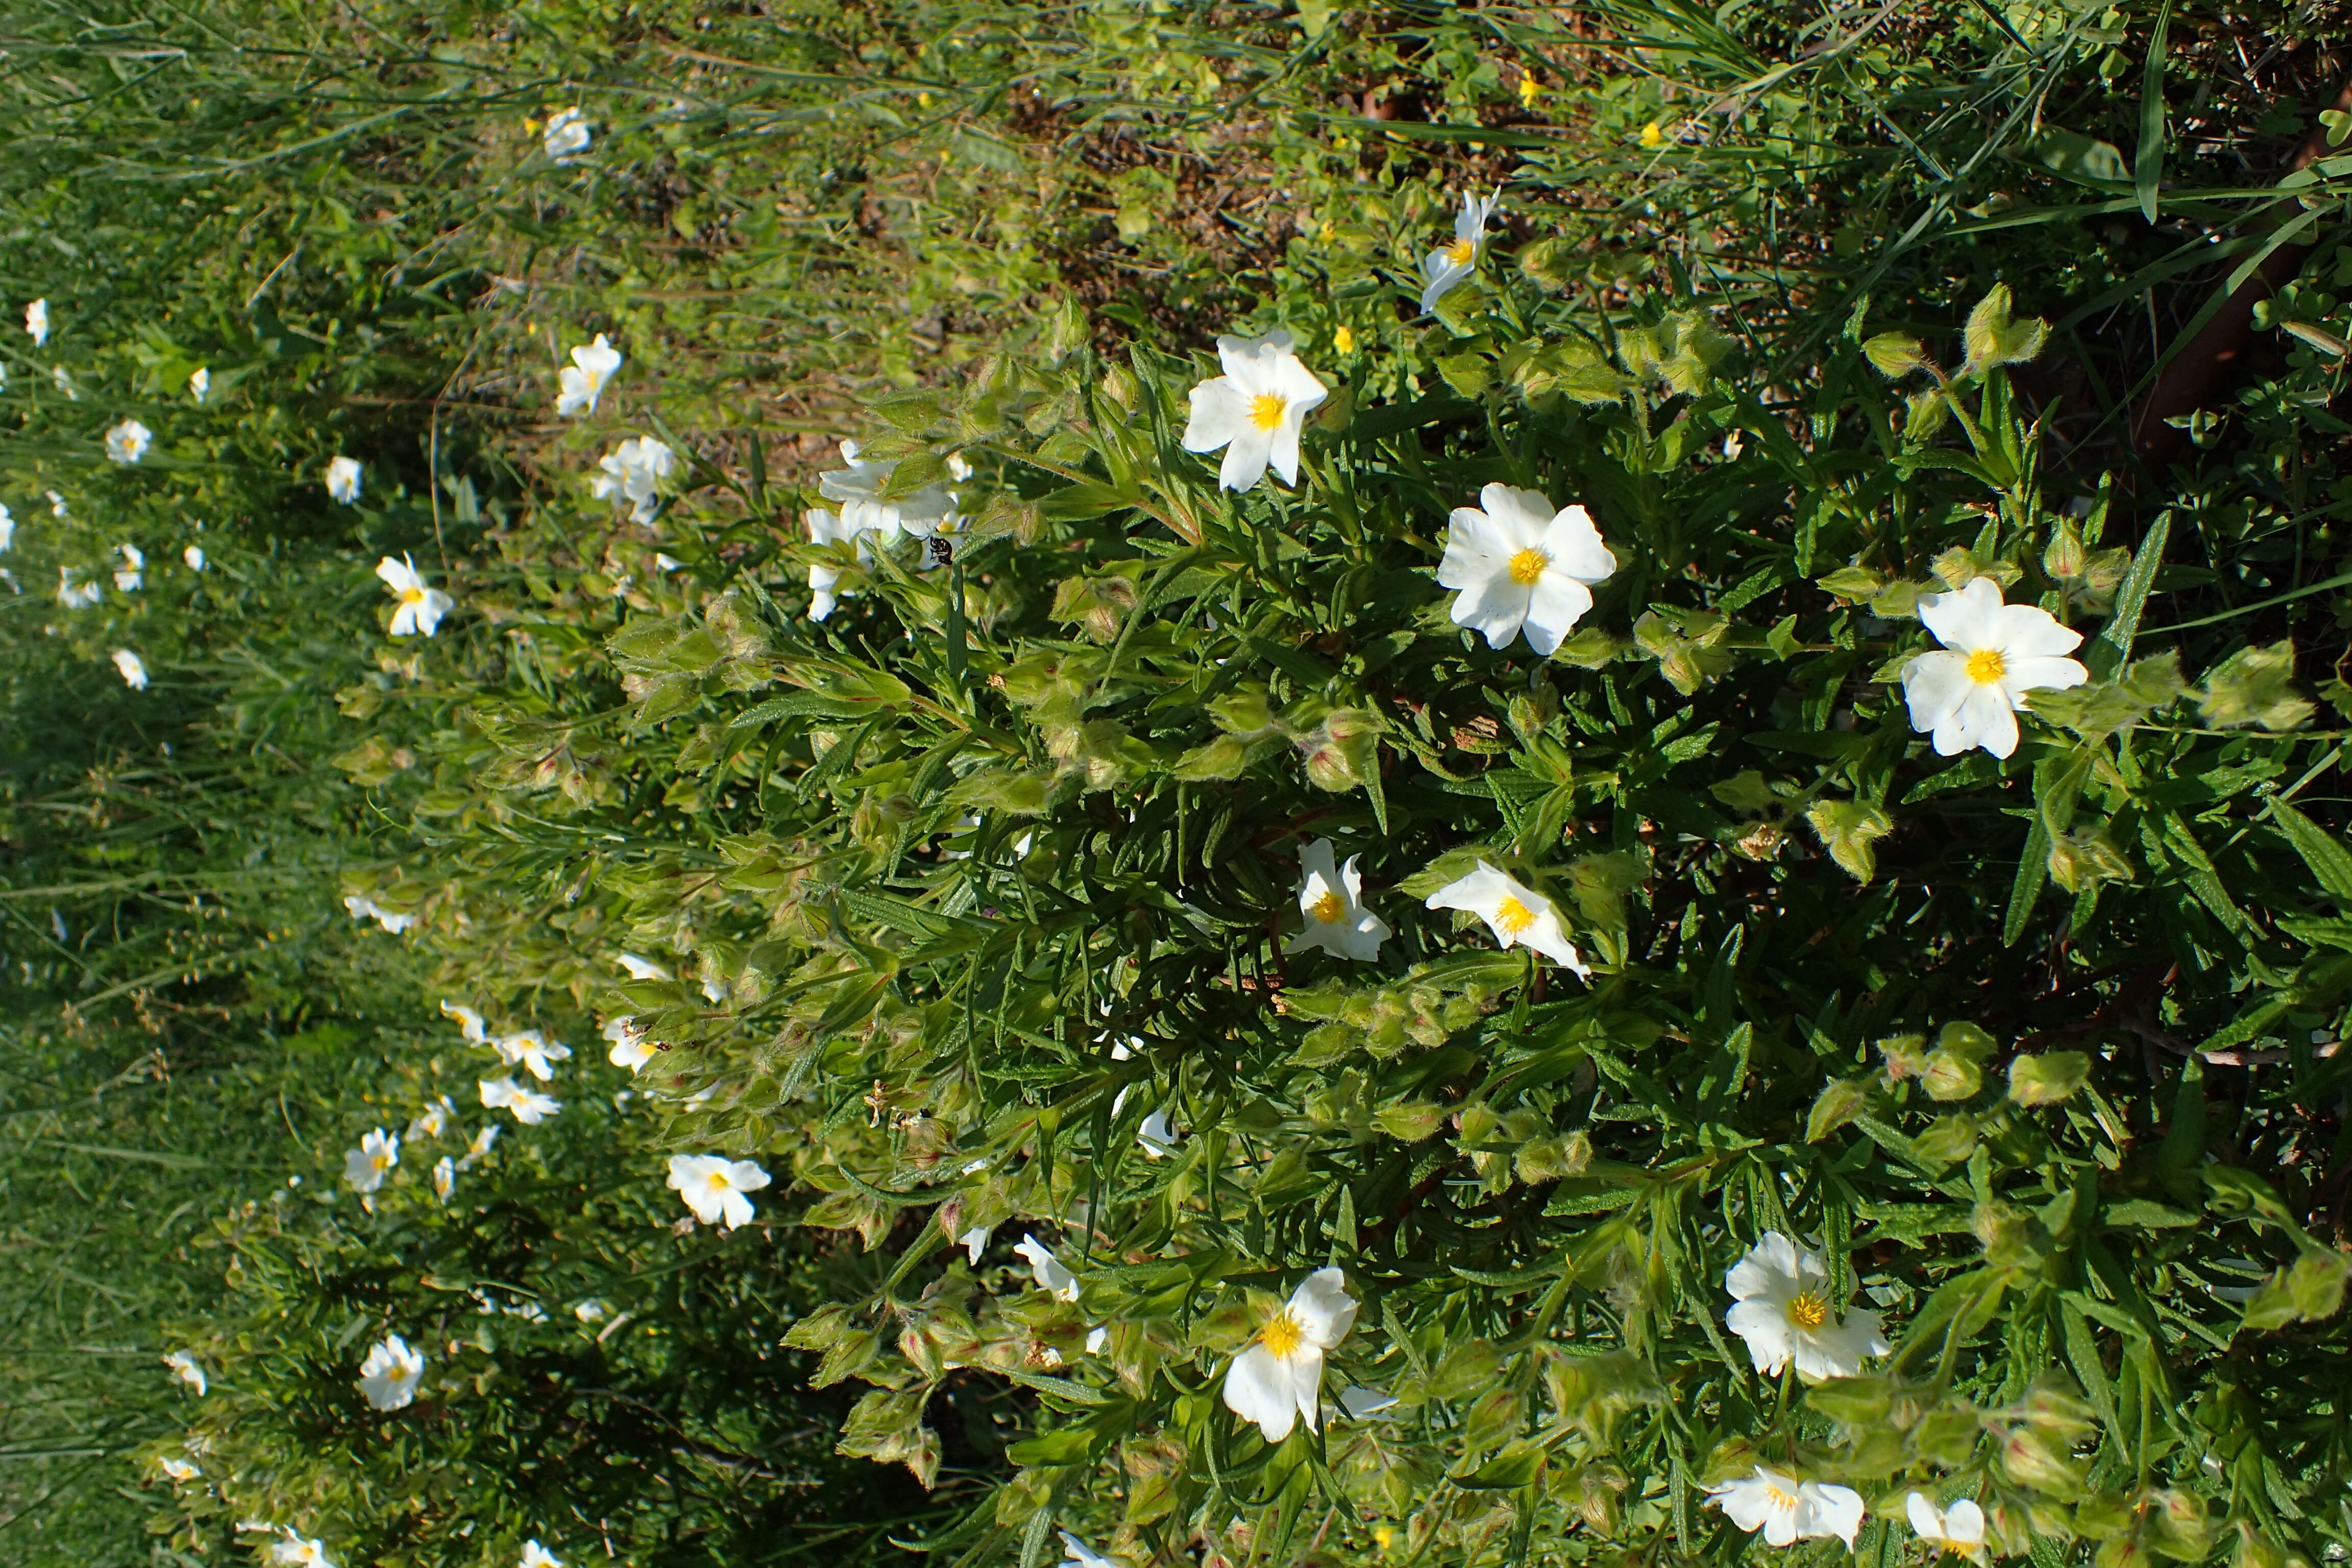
left=1438, top=483, right=1617, bottom=655
left=325, top=456, right=362, bottom=504
left=1426, top=861, right=1589, bottom=973
left=106, top=419, right=153, bottom=465
left=376, top=553, right=454, bottom=637
left=491, top=1028, right=572, bottom=1082
left=590, top=436, right=676, bottom=525
left=271, top=1530, right=334, bottom=1568
left=1181, top=330, right=1328, bottom=493
left=1222, top=1266, right=1358, bottom=1444
left=803, top=504, right=895, bottom=621
left=442, top=1000, right=488, bottom=1042
left=162, top=1350, right=206, bottom=1394
left=407, top=1097, right=452, bottom=1141
left=520, top=1540, right=563, bottom=1568
left=184, top=544, right=206, bottom=570
left=1014, top=1234, right=1081, bottom=1302
left=431, top=1156, right=455, bottom=1203
left=111, top=649, right=149, bottom=690
left=26, top=298, right=48, bottom=346
left=357, top=1334, right=425, bottom=1412
left=544, top=106, right=592, bottom=160
left=1724, top=1231, right=1889, bottom=1381
left=480, top=1076, right=561, bottom=1125
left=458, top=1123, right=500, bottom=1169
left=115, top=542, right=144, bottom=592
left=342, top=1129, right=400, bottom=1193
left=666, top=1154, right=771, bottom=1230
left=617, top=951, right=674, bottom=982
left=342, top=893, right=415, bottom=934
left=1900, top=576, right=2089, bottom=760
left=1060, top=1532, right=1129, bottom=1568
left=1285, top=837, right=1390, bottom=962
left=1420, top=187, right=1503, bottom=313
left=1907, top=1493, right=1988, bottom=1558
left=604, top=1015, right=658, bottom=1072
left=1708, top=1467, right=1867, bottom=1549
left=189, top=366, right=210, bottom=403
left=816, top=439, right=961, bottom=538
left=56, top=567, right=99, bottom=609
left=556, top=334, right=623, bottom=417
left=158, top=1455, right=202, bottom=1482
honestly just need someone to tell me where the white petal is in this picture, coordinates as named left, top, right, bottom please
left=1989, top=602, right=2084, bottom=659
left=1286, top=1267, right=1358, bottom=1346
left=1265, top=412, right=1305, bottom=487
left=1917, top=575, right=2004, bottom=651
left=1449, top=573, right=1534, bottom=651
left=1217, top=429, right=1275, bottom=493
left=1725, top=1300, right=1796, bottom=1374
left=1902, top=651, right=1974, bottom=735
left=1955, top=681, right=2021, bottom=758
left=1539, top=505, right=1616, bottom=582
left=1907, top=1493, right=1946, bottom=1540
left=2005, top=654, right=2089, bottom=697
left=1520, top=575, right=1595, bottom=655
left=1222, top=1344, right=1300, bottom=1443
left=1182, top=379, right=1252, bottom=453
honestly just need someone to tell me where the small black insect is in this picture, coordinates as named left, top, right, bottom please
left=926, top=537, right=953, bottom=566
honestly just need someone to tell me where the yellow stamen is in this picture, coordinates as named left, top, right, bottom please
left=1786, top=1291, right=1830, bottom=1330
left=1493, top=896, right=1535, bottom=938
left=1309, top=890, right=1346, bottom=924
left=1765, top=1483, right=1798, bottom=1508
left=1248, top=393, right=1287, bottom=431
left=706, top=1172, right=730, bottom=1191
left=1507, top=548, right=1548, bottom=584
left=1260, top=1311, right=1305, bottom=1359
left=1446, top=237, right=1476, bottom=266
left=373, top=1155, right=391, bottom=1170
left=399, top=586, right=426, bottom=606
left=1965, top=648, right=2007, bottom=684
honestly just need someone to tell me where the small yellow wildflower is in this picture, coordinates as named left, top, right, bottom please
left=1639, top=120, right=1667, bottom=149
left=1518, top=74, right=1541, bottom=108
left=1333, top=325, right=1355, bottom=353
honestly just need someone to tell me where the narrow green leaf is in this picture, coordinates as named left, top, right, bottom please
left=2136, top=0, right=2172, bottom=224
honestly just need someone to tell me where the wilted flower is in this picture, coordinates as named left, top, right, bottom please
left=480, top=1076, right=560, bottom=1125
left=189, top=366, right=209, bottom=403
left=162, top=1350, right=206, bottom=1395
left=544, top=106, right=592, bottom=160
left=1708, top=1467, right=1866, bottom=1548
left=616, top=951, right=674, bottom=982
left=816, top=439, right=960, bottom=538
left=1222, top=1267, right=1357, bottom=1443
left=105, top=419, right=153, bottom=464
left=491, top=1028, right=572, bottom=1083
left=1907, top=1493, right=1987, bottom=1558
left=1900, top=576, right=2089, bottom=759
left=343, top=894, right=415, bottom=934
left=591, top=436, right=676, bottom=525
left=1420, top=187, right=1502, bottom=313
left=342, top=1129, right=400, bottom=1193
left=1181, top=330, right=1328, bottom=492
left=441, top=1000, right=489, bottom=1042
left=115, top=542, right=143, bottom=591
left=1059, top=1533, right=1128, bottom=1568
left=604, top=1015, right=658, bottom=1072
left=957, top=1222, right=995, bottom=1264
left=57, top=568, right=100, bottom=609
left=325, top=456, right=362, bottom=504
left=431, top=1156, right=455, bottom=1203
left=1724, top=1231, right=1889, bottom=1380
left=375, top=554, right=454, bottom=637
left=1014, top=1234, right=1081, bottom=1302
left=111, top=649, right=149, bottom=690
left=184, top=544, right=205, bottom=570
left=158, top=1455, right=201, bottom=1482
left=357, top=1334, right=424, bottom=1411
left=666, top=1154, right=771, bottom=1230
left=556, top=334, right=622, bottom=416
left=1285, top=837, right=1389, bottom=962
left=1438, top=483, right=1616, bottom=655
left=520, top=1542, right=563, bottom=1568
left=271, top=1530, right=333, bottom=1568
left=1426, top=861, right=1589, bottom=973
left=26, top=298, right=48, bottom=346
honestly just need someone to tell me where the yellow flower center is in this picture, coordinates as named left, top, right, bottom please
left=1446, top=237, right=1476, bottom=266
left=1764, top=1482, right=1798, bottom=1509
left=1786, top=1291, right=1830, bottom=1330
left=1507, top=548, right=1548, bottom=584
left=1248, top=392, right=1288, bottom=431
left=1965, top=648, right=2007, bottom=684
left=372, top=1154, right=391, bottom=1170
left=1493, top=896, right=1535, bottom=938
left=1309, top=890, right=1346, bottom=924
left=706, top=1172, right=730, bottom=1191
left=399, top=586, right=426, bottom=606
left=1260, top=1310, right=1305, bottom=1360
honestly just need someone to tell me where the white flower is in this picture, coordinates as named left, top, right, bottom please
left=342, top=893, right=415, bottom=934
left=1221, top=1266, right=1357, bottom=1444
left=1285, top=837, right=1389, bottom=962
left=457, top=1123, right=500, bottom=1169
left=1437, top=483, right=1616, bottom=655
left=604, top=1015, right=658, bottom=1071
left=544, top=106, right=592, bottom=160
left=556, top=334, right=623, bottom=416
left=1907, top=1493, right=1988, bottom=1558
left=804, top=504, right=891, bottom=620
left=492, top=1028, right=573, bottom=1082
left=375, top=553, right=454, bottom=636
left=162, top=1350, right=206, bottom=1395
left=189, top=366, right=210, bottom=403
left=1420, top=187, right=1503, bottom=313
left=26, top=298, right=48, bottom=346
left=0, top=503, right=13, bottom=552
left=1335, top=1384, right=1399, bottom=1420
left=816, top=439, right=960, bottom=538
left=325, top=456, right=362, bottom=504
left=520, top=1541, right=563, bottom=1568
left=106, top=419, right=153, bottom=464
left=342, top=1129, right=400, bottom=1193
left=1900, top=576, right=2089, bottom=760
left=271, top=1530, right=334, bottom=1568
left=442, top=1000, right=489, bottom=1043
left=590, top=436, right=676, bottom=524
left=53, top=365, right=78, bottom=401
left=111, top=649, right=149, bottom=690
left=57, top=568, right=101, bottom=609
left=616, top=951, right=674, bottom=981
left=1180, top=330, right=1328, bottom=492
left=1060, top=1532, right=1129, bottom=1568
left=115, top=542, right=144, bottom=592
left=431, top=1156, right=456, bottom=1202
left=1137, top=1110, right=1180, bottom=1159
left=184, top=544, right=206, bottom=571
left=406, top=1096, right=454, bottom=1141
left=1425, top=861, right=1589, bottom=973
left=357, top=1334, right=425, bottom=1411
left=158, top=1455, right=202, bottom=1482
left=1708, top=1467, right=1867, bottom=1549
left=1014, top=1234, right=1082, bottom=1302
left=480, top=1076, right=561, bottom=1125
left=1723, top=1231, right=1889, bottom=1380
left=46, top=489, right=67, bottom=518
left=573, top=1299, right=609, bottom=1323
left=957, top=1223, right=994, bottom=1265
left=666, top=1154, right=771, bottom=1229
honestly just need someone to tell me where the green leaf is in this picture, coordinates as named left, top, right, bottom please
left=2267, top=795, right=2352, bottom=903
left=2136, top=0, right=2172, bottom=224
